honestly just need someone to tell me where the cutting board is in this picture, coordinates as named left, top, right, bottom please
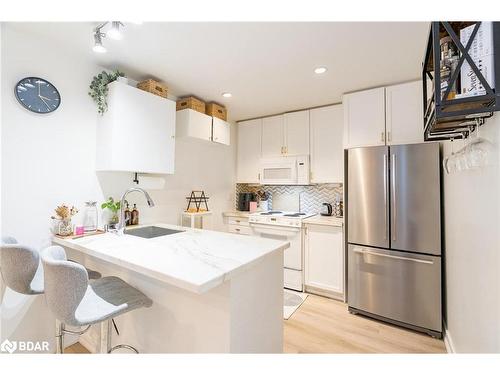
left=272, top=191, right=300, bottom=212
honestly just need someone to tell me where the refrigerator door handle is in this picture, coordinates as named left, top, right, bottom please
left=383, top=153, right=388, bottom=240
left=353, top=248, right=434, bottom=265
left=391, top=153, right=397, bottom=242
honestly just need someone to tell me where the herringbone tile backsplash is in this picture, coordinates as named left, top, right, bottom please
left=235, top=183, right=343, bottom=215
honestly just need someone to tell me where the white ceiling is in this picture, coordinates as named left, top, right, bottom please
left=6, top=22, right=430, bottom=121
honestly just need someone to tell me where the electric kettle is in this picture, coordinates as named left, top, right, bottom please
left=320, top=203, right=333, bottom=216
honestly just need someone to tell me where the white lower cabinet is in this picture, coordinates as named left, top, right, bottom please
left=224, top=215, right=250, bottom=235
left=304, top=223, right=344, bottom=299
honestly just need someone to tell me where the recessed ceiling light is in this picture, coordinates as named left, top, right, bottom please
left=222, top=92, right=232, bottom=98
left=314, top=67, right=328, bottom=74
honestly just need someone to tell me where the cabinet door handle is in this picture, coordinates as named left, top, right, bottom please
left=387, top=131, right=391, bottom=143
left=381, top=132, right=385, bottom=143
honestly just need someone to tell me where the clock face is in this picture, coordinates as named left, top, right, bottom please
left=15, top=77, right=61, bottom=114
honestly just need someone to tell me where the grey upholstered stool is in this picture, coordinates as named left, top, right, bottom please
left=0, top=236, right=44, bottom=297
left=41, top=245, right=153, bottom=354
left=0, top=236, right=102, bottom=295
left=0, top=236, right=109, bottom=351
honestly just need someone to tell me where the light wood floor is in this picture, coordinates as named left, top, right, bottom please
left=66, top=294, right=446, bottom=354
left=284, top=294, right=446, bottom=353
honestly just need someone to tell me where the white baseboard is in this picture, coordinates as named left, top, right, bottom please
left=443, top=322, right=456, bottom=354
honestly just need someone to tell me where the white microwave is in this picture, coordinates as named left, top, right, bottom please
left=259, top=155, right=310, bottom=185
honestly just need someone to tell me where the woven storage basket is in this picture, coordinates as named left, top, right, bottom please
left=176, top=96, right=206, bottom=113
left=206, top=102, right=227, bottom=121
left=136, top=79, right=168, bottom=98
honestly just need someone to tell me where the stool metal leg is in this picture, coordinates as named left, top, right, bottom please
left=100, top=319, right=112, bottom=354
left=55, top=320, right=64, bottom=354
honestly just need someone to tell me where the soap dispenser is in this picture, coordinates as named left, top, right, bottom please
left=131, top=204, right=139, bottom=225
left=124, top=203, right=132, bottom=226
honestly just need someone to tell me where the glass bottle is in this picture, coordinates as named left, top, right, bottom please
left=124, top=203, right=132, bottom=226
left=83, top=201, right=98, bottom=232
left=131, top=204, right=139, bottom=225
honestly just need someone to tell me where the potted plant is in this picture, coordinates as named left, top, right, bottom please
left=51, top=204, right=79, bottom=236
left=88, top=70, right=125, bottom=115
left=101, top=197, right=121, bottom=228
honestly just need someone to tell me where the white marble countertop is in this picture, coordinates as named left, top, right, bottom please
left=303, top=215, right=344, bottom=227
left=52, top=223, right=289, bottom=294
left=222, top=211, right=251, bottom=218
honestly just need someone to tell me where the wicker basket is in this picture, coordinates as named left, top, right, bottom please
left=176, top=96, right=206, bottom=113
left=206, top=102, right=227, bottom=121
left=136, top=79, right=168, bottom=98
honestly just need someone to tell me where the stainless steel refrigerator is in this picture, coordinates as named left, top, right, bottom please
left=347, top=142, right=442, bottom=338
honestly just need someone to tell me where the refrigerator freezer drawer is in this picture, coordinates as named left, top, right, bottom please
left=348, top=245, right=442, bottom=333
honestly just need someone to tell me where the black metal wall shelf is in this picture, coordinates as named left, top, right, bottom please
left=422, top=22, right=500, bottom=141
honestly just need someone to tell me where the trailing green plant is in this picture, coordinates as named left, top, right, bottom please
left=88, top=70, right=125, bottom=115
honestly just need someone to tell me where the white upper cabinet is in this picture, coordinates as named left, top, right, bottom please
left=305, top=224, right=344, bottom=297
left=310, top=104, right=344, bottom=183
left=176, top=109, right=230, bottom=145
left=96, top=82, right=176, bottom=174
left=261, top=112, right=310, bottom=157
left=284, top=110, right=310, bottom=155
left=385, top=81, right=424, bottom=145
left=212, top=117, right=231, bottom=145
left=176, top=108, right=212, bottom=141
left=237, top=118, right=262, bottom=183
left=261, top=115, right=285, bottom=157
left=343, top=81, right=424, bottom=148
left=343, top=87, right=386, bottom=148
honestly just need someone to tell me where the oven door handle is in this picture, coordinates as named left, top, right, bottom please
left=250, top=224, right=301, bottom=236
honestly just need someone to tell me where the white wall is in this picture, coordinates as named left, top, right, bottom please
left=443, top=114, right=500, bottom=353
left=0, top=24, right=236, bottom=347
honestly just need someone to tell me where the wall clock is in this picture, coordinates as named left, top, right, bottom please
left=15, top=77, right=61, bottom=114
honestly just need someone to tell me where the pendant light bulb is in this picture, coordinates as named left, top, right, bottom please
left=107, top=21, right=123, bottom=40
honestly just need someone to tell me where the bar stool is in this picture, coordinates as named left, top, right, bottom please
left=0, top=236, right=109, bottom=348
left=0, top=237, right=44, bottom=297
left=41, top=245, right=153, bottom=354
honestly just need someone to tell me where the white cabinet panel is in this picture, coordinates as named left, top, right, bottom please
left=310, top=105, right=343, bottom=183
left=261, top=115, right=284, bottom=157
left=176, top=108, right=212, bottom=141
left=237, top=119, right=262, bottom=183
left=343, top=87, right=386, bottom=148
left=212, top=117, right=231, bottom=145
left=305, top=224, right=344, bottom=296
left=386, top=81, right=424, bottom=145
left=96, top=82, right=176, bottom=174
left=284, top=110, right=309, bottom=155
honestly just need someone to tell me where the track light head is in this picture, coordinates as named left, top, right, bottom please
left=107, top=21, right=123, bottom=40
left=92, top=31, right=106, bottom=53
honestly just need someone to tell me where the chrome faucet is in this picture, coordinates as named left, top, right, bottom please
left=113, top=187, right=155, bottom=234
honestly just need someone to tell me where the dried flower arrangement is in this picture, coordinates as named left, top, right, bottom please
left=51, top=204, right=79, bottom=221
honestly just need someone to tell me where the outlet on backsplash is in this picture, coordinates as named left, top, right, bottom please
left=235, top=183, right=343, bottom=214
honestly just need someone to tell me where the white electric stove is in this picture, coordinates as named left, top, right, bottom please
left=249, top=211, right=315, bottom=291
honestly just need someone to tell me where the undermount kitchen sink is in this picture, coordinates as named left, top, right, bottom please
left=125, top=226, right=184, bottom=239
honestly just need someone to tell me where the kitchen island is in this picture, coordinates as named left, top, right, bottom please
left=52, top=223, right=288, bottom=353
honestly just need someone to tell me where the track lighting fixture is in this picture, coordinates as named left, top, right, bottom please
left=92, top=21, right=133, bottom=53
